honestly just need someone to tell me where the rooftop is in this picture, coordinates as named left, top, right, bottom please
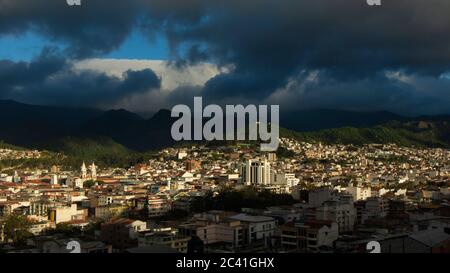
left=228, top=213, right=275, bottom=223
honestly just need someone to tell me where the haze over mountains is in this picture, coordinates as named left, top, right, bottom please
left=1, top=100, right=450, bottom=154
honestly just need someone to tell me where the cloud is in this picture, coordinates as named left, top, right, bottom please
left=74, top=58, right=225, bottom=91
left=0, top=0, right=145, bottom=58
left=0, top=47, right=68, bottom=88
left=2, top=0, right=450, bottom=114
left=0, top=49, right=161, bottom=107
left=265, top=70, right=450, bottom=116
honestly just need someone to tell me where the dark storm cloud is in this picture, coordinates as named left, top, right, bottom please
left=0, top=47, right=67, bottom=87
left=142, top=0, right=450, bottom=100
left=1, top=0, right=450, bottom=114
left=0, top=49, right=161, bottom=107
left=0, top=0, right=145, bottom=58
left=267, top=70, right=450, bottom=116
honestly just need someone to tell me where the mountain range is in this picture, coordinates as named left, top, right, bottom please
left=1, top=100, right=450, bottom=156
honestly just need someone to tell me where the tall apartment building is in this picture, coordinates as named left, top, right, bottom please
left=100, top=218, right=148, bottom=250
left=316, top=195, right=356, bottom=233
left=355, top=197, right=390, bottom=224
left=148, top=194, right=171, bottom=218
left=347, top=185, right=372, bottom=201
left=281, top=220, right=339, bottom=252
left=178, top=211, right=277, bottom=251
left=241, top=159, right=271, bottom=185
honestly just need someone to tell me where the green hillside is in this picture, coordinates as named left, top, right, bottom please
left=281, top=121, right=450, bottom=148
left=49, top=137, right=157, bottom=168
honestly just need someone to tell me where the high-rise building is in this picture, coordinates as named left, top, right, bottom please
left=347, top=185, right=372, bottom=201
left=241, top=158, right=272, bottom=185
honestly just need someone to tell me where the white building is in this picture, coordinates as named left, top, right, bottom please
left=228, top=213, right=277, bottom=246
left=316, top=195, right=356, bottom=233
left=358, top=197, right=389, bottom=224
left=48, top=204, right=86, bottom=224
left=50, top=174, right=58, bottom=185
left=81, top=162, right=87, bottom=179
left=178, top=151, right=188, bottom=160
left=241, top=159, right=272, bottom=186
left=181, top=172, right=194, bottom=182
left=281, top=220, right=339, bottom=252
left=81, top=162, right=97, bottom=180
left=66, top=178, right=84, bottom=189
left=347, top=185, right=372, bottom=201
left=272, top=173, right=299, bottom=187
left=90, top=162, right=97, bottom=180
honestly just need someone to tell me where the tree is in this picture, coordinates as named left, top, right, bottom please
left=83, top=180, right=96, bottom=188
left=3, top=214, right=33, bottom=245
left=83, top=180, right=104, bottom=188
left=82, top=220, right=104, bottom=238
left=45, top=223, right=82, bottom=236
left=190, top=187, right=296, bottom=213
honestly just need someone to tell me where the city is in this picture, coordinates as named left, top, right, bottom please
left=0, top=137, right=448, bottom=253
left=1, top=0, right=450, bottom=265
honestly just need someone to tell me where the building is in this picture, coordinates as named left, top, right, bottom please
left=90, top=162, right=97, bottom=180
left=227, top=213, right=277, bottom=247
left=0, top=201, right=21, bottom=216
left=241, top=159, right=271, bottom=185
left=48, top=204, right=87, bottom=224
left=66, top=178, right=84, bottom=188
left=50, top=174, right=58, bottom=185
left=81, top=162, right=87, bottom=179
left=186, top=159, right=201, bottom=171
left=355, top=197, right=389, bottom=224
left=308, top=188, right=333, bottom=207
left=148, top=195, right=171, bottom=218
left=267, top=153, right=277, bottom=161
left=178, top=211, right=277, bottom=252
left=100, top=218, right=148, bottom=250
left=81, top=162, right=97, bottom=180
left=178, top=151, right=188, bottom=160
left=94, top=204, right=128, bottom=220
left=138, top=232, right=190, bottom=253
left=348, top=185, right=372, bottom=201
left=378, top=228, right=450, bottom=253
left=272, top=173, right=299, bottom=187
left=316, top=196, right=356, bottom=233
left=281, top=220, right=338, bottom=252
left=178, top=219, right=244, bottom=251
left=30, top=200, right=51, bottom=217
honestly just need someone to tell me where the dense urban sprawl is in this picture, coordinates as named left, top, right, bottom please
left=0, top=138, right=449, bottom=253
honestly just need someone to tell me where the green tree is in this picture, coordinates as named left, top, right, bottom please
left=3, top=214, right=33, bottom=245
left=82, top=220, right=103, bottom=238
left=83, top=180, right=104, bottom=188
left=45, top=222, right=82, bottom=236
left=83, top=180, right=96, bottom=188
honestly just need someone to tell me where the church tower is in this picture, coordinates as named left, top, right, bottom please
left=81, top=162, right=87, bottom=179
left=90, top=162, right=97, bottom=180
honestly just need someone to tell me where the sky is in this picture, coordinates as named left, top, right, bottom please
left=1, top=0, right=450, bottom=116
